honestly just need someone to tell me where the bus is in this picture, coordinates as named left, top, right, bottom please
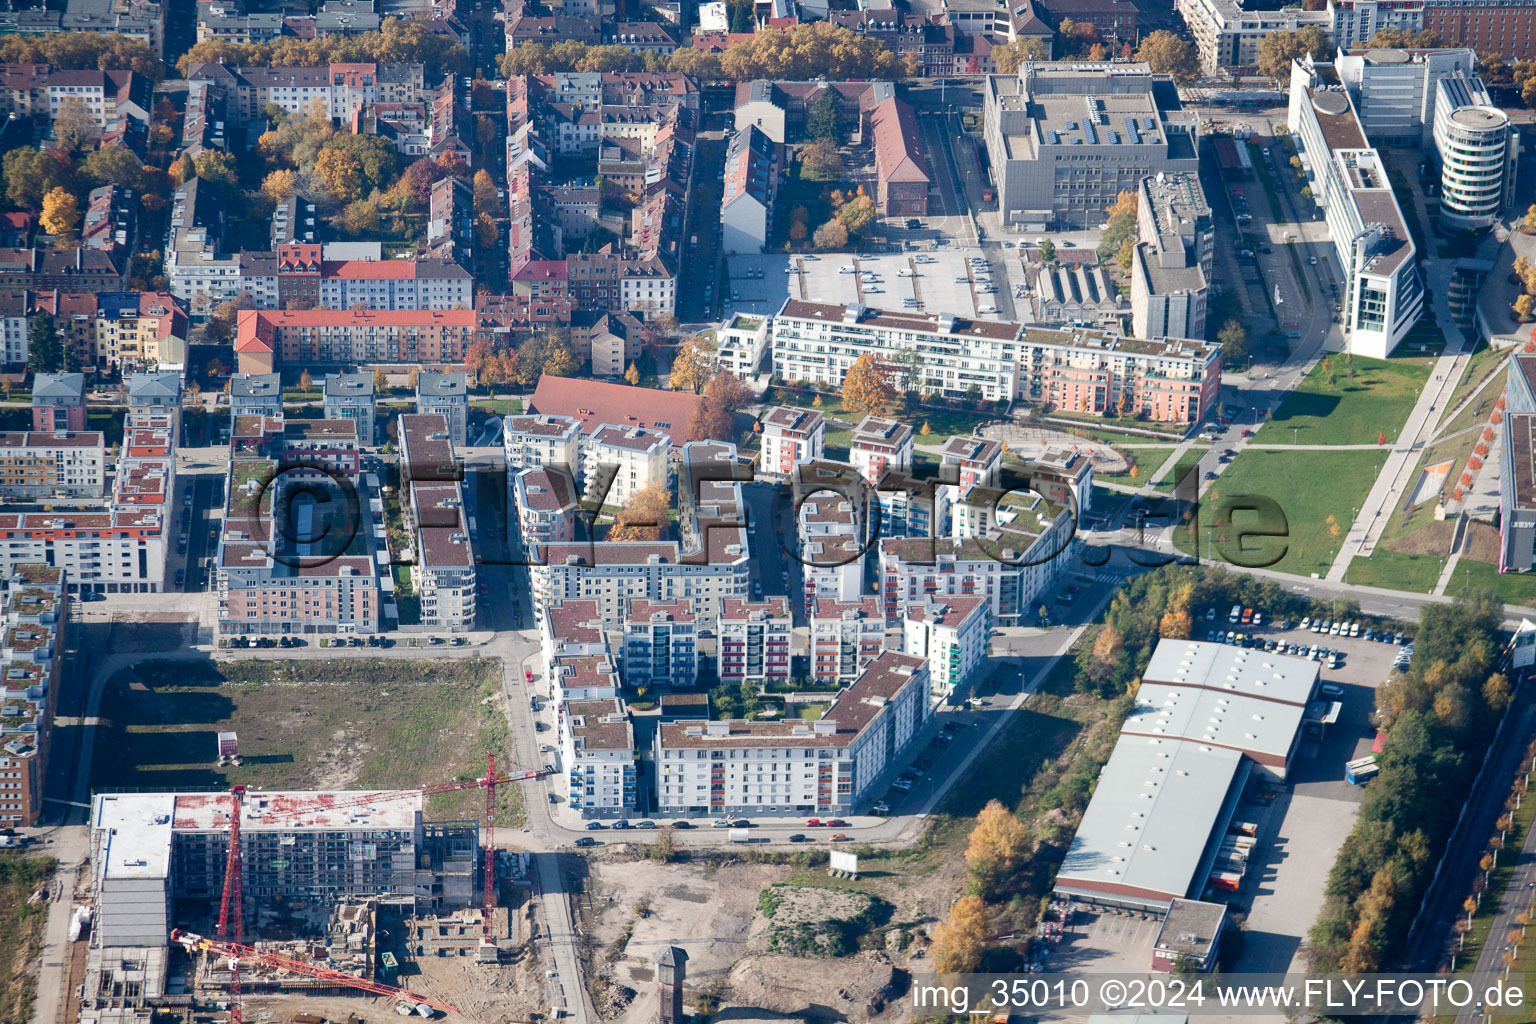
left=1345, top=755, right=1380, bottom=785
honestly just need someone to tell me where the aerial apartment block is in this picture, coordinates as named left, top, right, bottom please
left=399, top=414, right=476, bottom=632
left=769, top=301, right=1220, bottom=423
left=622, top=598, right=698, bottom=689
left=0, top=432, right=106, bottom=499
left=0, top=565, right=65, bottom=825
left=810, top=596, right=887, bottom=686
left=717, top=597, right=792, bottom=687
left=653, top=650, right=931, bottom=817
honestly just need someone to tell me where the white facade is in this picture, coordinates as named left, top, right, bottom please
left=1328, top=0, right=1425, bottom=51
left=716, top=311, right=771, bottom=378
left=759, top=406, right=825, bottom=481
left=653, top=651, right=931, bottom=817
left=1290, top=59, right=1423, bottom=359
left=903, top=596, right=989, bottom=702
left=1433, top=75, right=1516, bottom=231
left=0, top=433, right=106, bottom=498
left=849, top=416, right=914, bottom=486
left=1178, top=0, right=1331, bottom=72
left=583, top=424, right=669, bottom=508
left=1336, top=47, right=1476, bottom=147
left=560, top=697, right=636, bottom=818
left=504, top=414, right=582, bottom=473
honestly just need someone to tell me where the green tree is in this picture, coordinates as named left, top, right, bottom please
left=27, top=313, right=63, bottom=374
left=807, top=89, right=844, bottom=143
left=1217, top=319, right=1249, bottom=363
left=812, top=218, right=849, bottom=251
left=1038, top=239, right=1056, bottom=262
left=1257, top=26, right=1330, bottom=80
left=837, top=194, right=877, bottom=236
left=3, top=147, right=68, bottom=212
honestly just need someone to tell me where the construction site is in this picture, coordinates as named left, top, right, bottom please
left=79, top=764, right=549, bottom=1024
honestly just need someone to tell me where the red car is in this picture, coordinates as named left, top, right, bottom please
left=805, top=818, right=824, bottom=827
left=827, top=819, right=850, bottom=828
left=524, top=669, right=534, bottom=682
left=1240, top=429, right=1255, bottom=437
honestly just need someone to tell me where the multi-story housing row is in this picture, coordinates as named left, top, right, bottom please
left=0, top=64, right=152, bottom=130
left=560, top=696, right=637, bottom=818
left=0, top=0, right=165, bottom=55
left=539, top=598, right=609, bottom=676
left=183, top=61, right=426, bottom=123
left=653, top=650, right=932, bottom=817
left=984, top=63, right=1201, bottom=230
left=0, top=403, right=174, bottom=594
left=6, top=291, right=186, bottom=374
left=399, top=414, right=476, bottom=632
left=720, top=124, right=780, bottom=256
left=718, top=597, right=791, bottom=687
left=1177, top=0, right=1331, bottom=73
left=236, top=244, right=474, bottom=311
left=415, top=371, right=469, bottom=448
left=770, top=300, right=1222, bottom=424
left=0, top=432, right=106, bottom=499
left=716, top=311, right=772, bottom=378
left=0, top=248, right=122, bottom=295
left=216, top=414, right=383, bottom=636
left=323, top=371, right=378, bottom=444
left=1289, top=58, right=1424, bottom=358
left=583, top=424, right=670, bottom=508
left=0, top=565, right=65, bottom=826
left=234, top=308, right=477, bottom=374
left=504, top=413, right=583, bottom=473
left=513, top=467, right=580, bottom=552
left=1131, top=172, right=1211, bottom=342
left=758, top=406, right=825, bottom=481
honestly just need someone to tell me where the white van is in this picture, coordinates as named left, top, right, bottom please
left=1229, top=604, right=1241, bottom=624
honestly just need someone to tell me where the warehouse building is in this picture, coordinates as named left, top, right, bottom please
left=1054, top=641, right=1320, bottom=910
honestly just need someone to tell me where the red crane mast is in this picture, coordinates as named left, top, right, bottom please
left=209, top=763, right=547, bottom=1018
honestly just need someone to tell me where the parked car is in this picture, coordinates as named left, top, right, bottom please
left=575, top=837, right=596, bottom=847
left=586, top=822, right=605, bottom=831
left=789, top=833, right=810, bottom=842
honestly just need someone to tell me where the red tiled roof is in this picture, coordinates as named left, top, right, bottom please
left=529, top=377, right=706, bottom=444
left=870, top=97, right=930, bottom=185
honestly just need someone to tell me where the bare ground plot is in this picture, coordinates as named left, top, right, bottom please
left=92, top=657, right=518, bottom=823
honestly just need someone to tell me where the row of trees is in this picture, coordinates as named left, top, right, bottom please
left=502, top=23, right=909, bottom=82
left=1256, top=26, right=1331, bottom=81
left=1096, top=190, right=1139, bottom=269
left=0, top=32, right=161, bottom=79
left=175, top=18, right=468, bottom=77
left=1309, top=591, right=1510, bottom=972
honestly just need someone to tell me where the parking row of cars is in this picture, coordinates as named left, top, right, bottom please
left=1299, top=616, right=1408, bottom=644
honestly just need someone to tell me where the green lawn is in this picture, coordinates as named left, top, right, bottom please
left=1095, top=446, right=1176, bottom=486
left=1189, top=449, right=1384, bottom=577
left=471, top=398, right=524, bottom=416
left=1445, top=558, right=1536, bottom=607
left=1259, top=354, right=1433, bottom=446
left=1343, top=547, right=1443, bottom=594
left=95, top=658, right=517, bottom=822
left=0, top=854, right=54, bottom=1024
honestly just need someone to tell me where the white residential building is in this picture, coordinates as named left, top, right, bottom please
left=903, top=595, right=989, bottom=702
left=513, top=467, right=579, bottom=552
left=759, top=406, right=825, bottom=481
left=560, top=697, right=636, bottom=818
left=1131, top=171, right=1212, bottom=342
left=653, top=650, right=931, bottom=817
left=718, top=597, right=792, bottom=687
left=551, top=652, right=622, bottom=712
left=716, top=311, right=772, bottom=377
left=799, top=491, right=867, bottom=614
left=810, top=596, right=886, bottom=686
left=0, top=432, right=106, bottom=499
left=504, top=414, right=583, bottom=473
left=770, top=300, right=1222, bottom=423
left=583, top=424, right=669, bottom=508
left=539, top=599, right=609, bottom=675
left=849, top=416, right=913, bottom=486
left=1177, top=0, right=1331, bottom=73
left=622, top=598, right=698, bottom=689
left=399, top=414, right=475, bottom=632
left=939, top=435, right=1002, bottom=497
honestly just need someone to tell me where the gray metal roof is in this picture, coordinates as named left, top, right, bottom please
left=1055, top=737, right=1244, bottom=903
left=1141, top=640, right=1319, bottom=706
left=1124, top=682, right=1306, bottom=763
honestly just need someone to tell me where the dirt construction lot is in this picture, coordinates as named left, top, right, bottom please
left=93, top=657, right=516, bottom=821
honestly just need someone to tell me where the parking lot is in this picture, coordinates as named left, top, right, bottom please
left=724, top=249, right=1021, bottom=320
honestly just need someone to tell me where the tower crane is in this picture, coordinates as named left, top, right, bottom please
left=200, top=759, right=549, bottom=1021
